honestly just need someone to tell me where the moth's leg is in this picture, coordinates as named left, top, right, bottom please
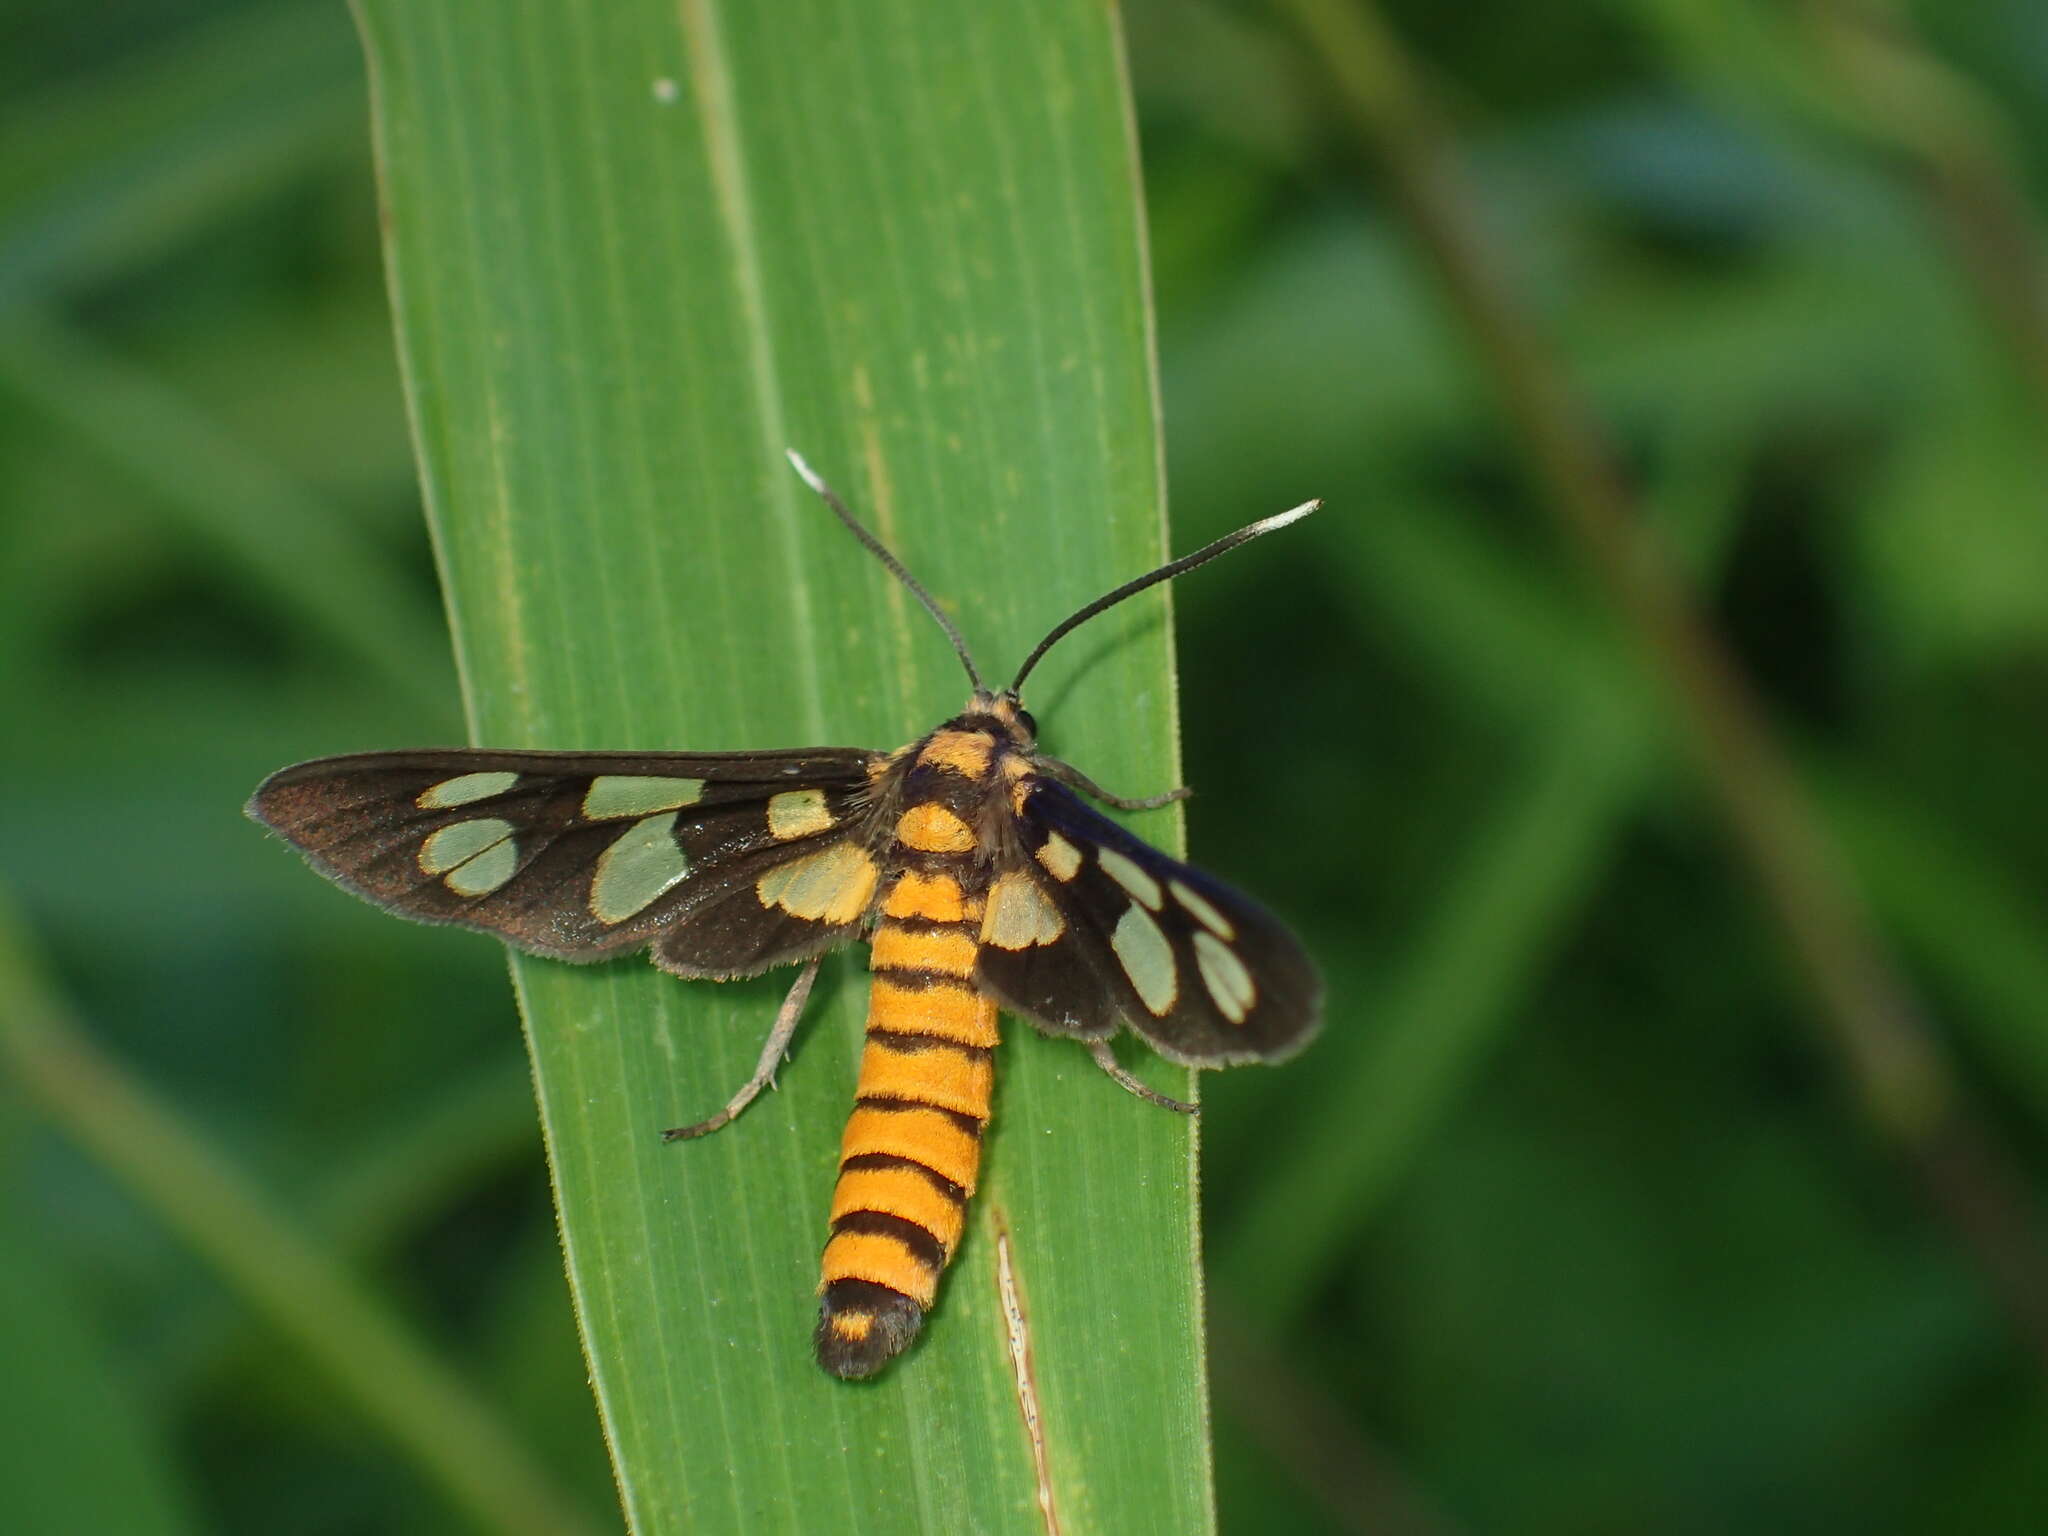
left=662, top=954, right=824, bottom=1142
left=1086, top=1040, right=1199, bottom=1115
left=1041, top=756, right=1190, bottom=811
left=1038, top=755, right=1190, bottom=811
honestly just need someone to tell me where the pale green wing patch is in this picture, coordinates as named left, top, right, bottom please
left=581, top=776, right=705, bottom=821
left=419, top=819, right=520, bottom=898
left=1111, top=905, right=1179, bottom=1016
left=589, top=814, right=690, bottom=925
left=417, top=771, right=522, bottom=808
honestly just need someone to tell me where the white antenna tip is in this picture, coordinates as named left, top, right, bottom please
left=1258, top=498, right=1322, bottom=534
left=784, top=447, right=826, bottom=494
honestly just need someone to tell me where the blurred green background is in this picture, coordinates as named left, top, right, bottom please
left=7, top=1, right=2048, bottom=1531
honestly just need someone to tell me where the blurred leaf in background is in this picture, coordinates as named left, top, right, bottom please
left=6, top=0, right=2048, bottom=1532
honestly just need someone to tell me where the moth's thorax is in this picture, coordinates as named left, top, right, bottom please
left=880, top=714, right=1007, bottom=831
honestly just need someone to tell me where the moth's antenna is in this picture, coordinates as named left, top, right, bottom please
left=1008, top=499, right=1322, bottom=695
left=785, top=449, right=984, bottom=691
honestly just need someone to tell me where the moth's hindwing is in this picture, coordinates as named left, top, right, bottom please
left=977, top=775, right=1322, bottom=1065
left=248, top=747, right=889, bottom=978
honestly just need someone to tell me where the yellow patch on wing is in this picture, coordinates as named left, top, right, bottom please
left=1035, top=832, right=1083, bottom=882
left=981, top=871, right=1065, bottom=950
left=896, top=802, right=975, bottom=853
left=756, top=842, right=878, bottom=924
left=917, top=730, right=994, bottom=779
left=766, top=787, right=835, bottom=840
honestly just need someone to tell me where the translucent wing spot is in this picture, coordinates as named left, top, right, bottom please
left=1170, top=880, right=1235, bottom=940
left=581, top=775, right=705, bottom=820
left=897, top=803, right=975, bottom=854
left=982, top=872, right=1065, bottom=950
left=1193, top=931, right=1255, bottom=1024
left=420, top=818, right=516, bottom=875
left=417, top=771, right=520, bottom=809
left=446, top=838, right=517, bottom=896
left=1098, top=848, right=1162, bottom=910
left=590, top=812, right=691, bottom=923
left=757, top=843, right=878, bottom=925
left=767, top=787, right=835, bottom=840
left=1112, top=905, right=1177, bottom=1016
left=1035, top=833, right=1083, bottom=883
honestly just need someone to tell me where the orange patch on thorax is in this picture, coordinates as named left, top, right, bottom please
left=917, top=730, right=995, bottom=779
left=896, top=802, right=976, bottom=853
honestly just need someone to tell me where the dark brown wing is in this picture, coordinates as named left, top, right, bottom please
left=975, top=775, right=1321, bottom=1066
left=249, top=747, right=890, bottom=978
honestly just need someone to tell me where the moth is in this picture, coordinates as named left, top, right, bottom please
left=249, top=452, right=1322, bottom=1378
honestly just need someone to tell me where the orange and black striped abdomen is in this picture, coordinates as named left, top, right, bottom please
left=817, top=732, right=999, bottom=1378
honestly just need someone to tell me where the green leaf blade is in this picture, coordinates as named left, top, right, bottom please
left=354, top=3, right=1210, bottom=1531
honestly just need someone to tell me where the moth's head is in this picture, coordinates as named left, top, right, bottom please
left=963, top=689, right=1038, bottom=746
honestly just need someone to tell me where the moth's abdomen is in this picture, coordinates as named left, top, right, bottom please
left=817, top=789, right=998, bottom=1378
